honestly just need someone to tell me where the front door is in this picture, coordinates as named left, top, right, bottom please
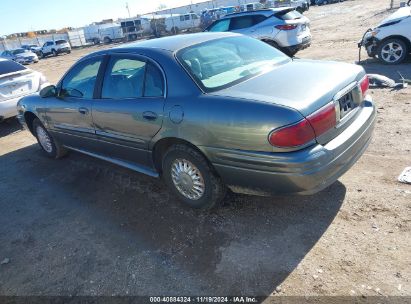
left=92, top=54, right=165, bottom=167
left=46, top=55, right=104, bottom=149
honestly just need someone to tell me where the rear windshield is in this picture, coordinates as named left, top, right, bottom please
left=56, top=40, right=67, bottom=45
left=275, top=9, right=302, bottom=20
left=0, top=60, right=26, bottom=75
left=177, top=36, right=289, bottom=92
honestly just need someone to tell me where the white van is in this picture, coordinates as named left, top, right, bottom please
left=165, top=13, right=201, bottom=34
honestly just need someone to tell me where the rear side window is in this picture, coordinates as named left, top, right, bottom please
left=229, top=15, right=267, bottom=30
left=0, top=60, right=26, bottom=75
left=102, top=57, right=164, bottom=99
left=230, top=16, right=255, bottom=30
left=56, top=40, right=67, bottom=45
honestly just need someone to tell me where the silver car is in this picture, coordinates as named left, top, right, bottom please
left=205, top=8, right=311, bottom=56
left=0, top=58, right=49, bottom=121
left=0, top=49, right=39, bottom=65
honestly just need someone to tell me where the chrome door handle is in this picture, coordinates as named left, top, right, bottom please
left=78, top=107, right=89, bottom=115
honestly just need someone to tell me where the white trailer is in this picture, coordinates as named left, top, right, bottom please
left=67, top=29, right=87, bottom=47
left=82, top=23, right=125, bottom=44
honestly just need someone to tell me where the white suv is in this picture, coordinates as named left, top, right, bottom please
left=205, top=8, right=311, bottom=56
left=40, top=40, right=71, bottom=58
left=359, top=6, right=411, bottom=64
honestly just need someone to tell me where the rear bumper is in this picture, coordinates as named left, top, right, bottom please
left=201, top=97, right=376, bottom=196
left=0, top=96, right=22, bottom=120
left=283, top=37, right=312, bottom=55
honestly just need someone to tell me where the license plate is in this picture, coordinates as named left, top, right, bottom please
left=339, top=92, right=356, bottom=119
left=10, top=83, right=29, bottom=95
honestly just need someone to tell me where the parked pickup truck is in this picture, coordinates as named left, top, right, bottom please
left=39, top=40, right=71, bottom=58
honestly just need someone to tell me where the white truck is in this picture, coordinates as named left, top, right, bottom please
left=165, top=13, right=201, bottom=34
left=120, top=17, right=153, bottom=41
left=83, top=23, right=125, bottom=44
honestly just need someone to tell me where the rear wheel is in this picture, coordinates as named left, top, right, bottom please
left=377, top=38, right=408, bottom=65
left=162, top=144, right=226, bottom=209
left=33, top=118, right=67, bottom=159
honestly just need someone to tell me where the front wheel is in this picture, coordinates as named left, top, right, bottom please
left=52, top=49, right=57, bottom=57
left=33, top=118, right=67, bottom=159
left=377, top=38, right=408, bottom=65
left=162, top=145, right=226, bottom=209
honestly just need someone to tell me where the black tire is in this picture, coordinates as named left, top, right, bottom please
left=39, top=51, right=44, bottom=59
left=52, top=49, right=57, bottom=57
left=33, top=118, right=67, bottom=159
left=67, top=50, right=71, bottom=54
left=377, top=38, right=408, bottom=65
left=162, top=144, right=226, bottom=209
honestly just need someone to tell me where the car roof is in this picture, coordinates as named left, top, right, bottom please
left=82, top=32, right=242, bottom=61
left=116, top=32, right=241, bottom=52
left=223, top=7, right=294, bottom=18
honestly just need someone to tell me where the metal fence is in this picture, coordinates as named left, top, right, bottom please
left=0, top=34, right=69, bottom=52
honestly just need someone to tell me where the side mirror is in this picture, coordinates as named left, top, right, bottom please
left=40, top=85, right=57, bottom=98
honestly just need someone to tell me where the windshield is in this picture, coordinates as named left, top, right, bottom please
left=177, top=36, right=290, bottom=92
left=12, top=49, right=26, bottom=55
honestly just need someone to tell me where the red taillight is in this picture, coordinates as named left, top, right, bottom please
left=268, top=103, right=337, bottom=148
left=269, top=119, right=315, bottom=147
left=275, top=24, right=298, bottom=31
left=360, top=75, right=369, bottom=98
left=307, top=103, right=337, bottom=137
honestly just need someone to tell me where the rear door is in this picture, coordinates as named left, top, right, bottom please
left=91, top=54, right=165, bottom=166
left=46, top=55, right=104, bottom=149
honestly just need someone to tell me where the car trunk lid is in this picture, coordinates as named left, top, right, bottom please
left=0, top=70, right=38, bottom=101
left=211, top=59, right=366, bottom=144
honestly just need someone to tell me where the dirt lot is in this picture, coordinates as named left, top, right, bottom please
left=0, top=0, right=410, bottom=300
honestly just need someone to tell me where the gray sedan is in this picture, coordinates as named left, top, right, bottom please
left=17, top=33, right=376, bottom=209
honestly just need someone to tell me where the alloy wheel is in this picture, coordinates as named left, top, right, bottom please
left=36, top=125, right=53, bottom=153
left=171, top=159, right=205, bottom=200
left=381, top=42, right=404, bottom=63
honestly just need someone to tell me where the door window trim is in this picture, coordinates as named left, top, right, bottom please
left=95, top=53, right=167, bottom=100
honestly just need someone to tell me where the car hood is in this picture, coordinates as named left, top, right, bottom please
left=378, top=7, right=410, bottom=27
left=211, top=59, right=365, bottom=117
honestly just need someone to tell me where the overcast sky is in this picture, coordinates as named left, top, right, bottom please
left=0, top=0, right=207, bottom=36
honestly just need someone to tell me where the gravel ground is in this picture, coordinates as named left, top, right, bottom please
left=0, top=0, right=410, bottom=300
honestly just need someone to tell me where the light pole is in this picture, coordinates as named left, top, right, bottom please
left=126, top=2, right=131, bottom=17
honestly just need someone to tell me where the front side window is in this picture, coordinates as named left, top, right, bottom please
left=102, top=57, right=164, bottom=99
left=177, top=36, right=289, bottom=92
left=207, top=19, right=230, bottom=32
left=61, top=57, right=102, bottom=98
